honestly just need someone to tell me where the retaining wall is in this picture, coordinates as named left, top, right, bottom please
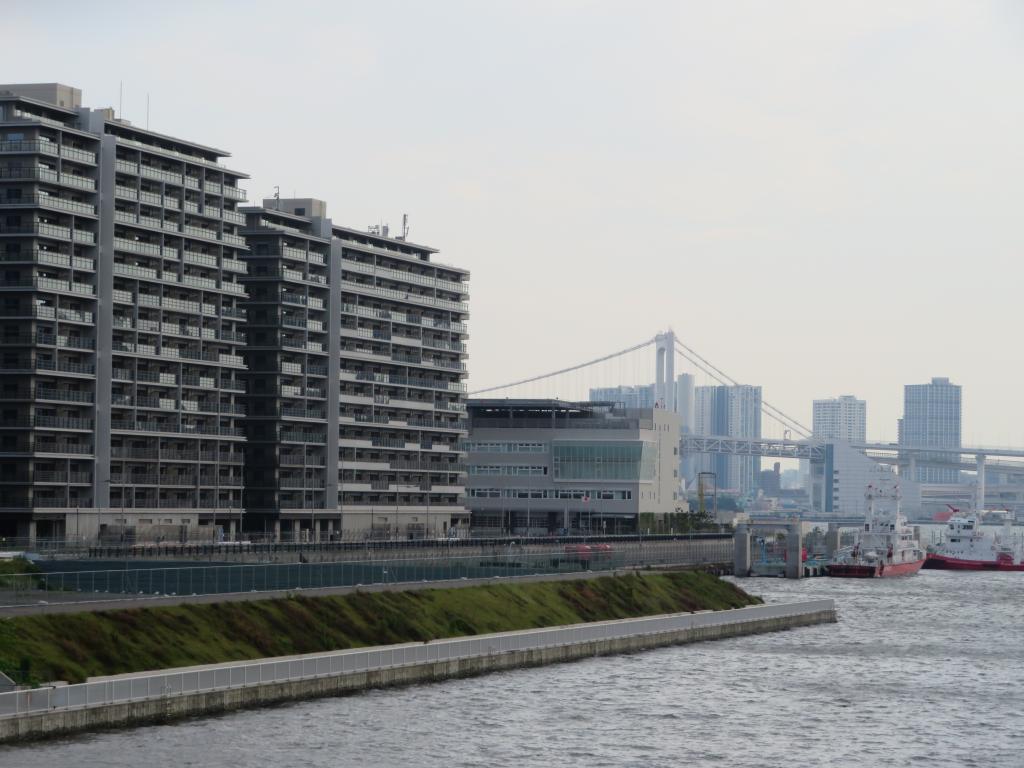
left=0, top=600, right=835, bottom=744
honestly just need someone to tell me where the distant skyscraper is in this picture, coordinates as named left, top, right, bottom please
left=812, top=395, right=866, bottom=443
left=589, top=384, right=655, bottom=409
left=675, top=374, right=696, bottom=486
left=693, top=384, right=762, bottom=494
left=901, top=377, right=962, bottom=484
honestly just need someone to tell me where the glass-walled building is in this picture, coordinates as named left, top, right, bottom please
left=466, top=399, right=681, bottom=535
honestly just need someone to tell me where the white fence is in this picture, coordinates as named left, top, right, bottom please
left=0, top=600, right=833, bottom=719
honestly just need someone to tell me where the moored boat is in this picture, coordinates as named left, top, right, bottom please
left=924, top=514, right=1024, bottom=571
left=829, top=484, right=926, bottom=578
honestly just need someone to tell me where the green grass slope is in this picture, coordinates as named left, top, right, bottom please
left=1, top=571, right=759, bottom=685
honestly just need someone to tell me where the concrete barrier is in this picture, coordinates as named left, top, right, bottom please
left=0, top=599, right=835, bottom=743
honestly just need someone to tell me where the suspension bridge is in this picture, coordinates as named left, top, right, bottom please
left=467, top=330, right=1024, bottom=516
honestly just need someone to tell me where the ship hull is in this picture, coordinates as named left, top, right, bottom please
left=828, top=558, right=925, bottom=578
left=923, top=553, right=1024, bottom=572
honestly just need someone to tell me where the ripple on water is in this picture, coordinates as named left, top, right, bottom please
left=3, top=571, right=1024, bottom=767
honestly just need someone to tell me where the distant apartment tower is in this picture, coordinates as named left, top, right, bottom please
left=812, top=395, right=866, bottom=443
left=0, top=83, right=249, bottom=541
left=241, top=198, right=469, bottom=541
left=693, top=384, right=762, bottom=494
left=901, top=377, right=961, bottom=484
left=588, top=384, right=655, bottom=409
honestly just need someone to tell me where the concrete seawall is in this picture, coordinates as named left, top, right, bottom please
left=0, top=601, right=835, bottom=744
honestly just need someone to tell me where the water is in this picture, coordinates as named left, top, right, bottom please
left=5, top=571, right=1023, bottom=767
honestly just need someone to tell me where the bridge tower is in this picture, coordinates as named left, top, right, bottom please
left=654, top=330, right=676, bottom=411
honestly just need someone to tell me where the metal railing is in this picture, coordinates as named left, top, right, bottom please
left=0, top=537, right=732, bottom=609
left=0, top=600, right=832, bottom=719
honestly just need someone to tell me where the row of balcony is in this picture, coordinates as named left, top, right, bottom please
left=340, top=256, right=468, bottom=297
left=112, top=261, right=246, bottom=294
left=112, top=394, right=245, bottom=415
left=111, top=447, right=243, bottom=462
left=0, top=332, right=94, bottom=349
left=341, top=369, right=467, bottom=393
left=113, top=315, right=245, bottom=343
left=0, top=140, right=97, bottom=165
left=109, top=474, right=243, bottom=487
left=0, top=358, right=96, bottom=376
left=114, top=159, right=245, bottom=200
left=111, top=340, right=245, bottom=367
left=0, top=415, right=94, bottom=430
left=341, top=302, right=467, bottom=334
left=115, top=185, right=246, bottom=224
left=111, top=420, right=246, bottom=438
left=0, top=274, right=95, bottom=295
left=0, top=166, right=97, bottom=190
left=340, top=277, right=467, bottom=314
left=0, top=193, right=97, bottom=216
left=112, top=288, right=245, bottom=318
left=0, top=249, right=95, bottom=271
left=0, top=221, right=95, bottom=244
left=113, top=368, right=244, bottom=391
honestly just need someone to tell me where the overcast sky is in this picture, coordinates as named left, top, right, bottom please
left=7, top=1, right=1024, bottom=444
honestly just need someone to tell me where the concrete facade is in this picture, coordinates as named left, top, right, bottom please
left=466, top=399, right=681, bottom=534
left=0, top=84, right=469, bottom=543
left=0, top=84, right=248, bottom=542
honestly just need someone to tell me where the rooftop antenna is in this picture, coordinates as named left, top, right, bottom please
left=400, top=213, right=409, bottom=241
left=273, top=186, right=280, bottom=209
left=118, top=81, right=123, bottom=118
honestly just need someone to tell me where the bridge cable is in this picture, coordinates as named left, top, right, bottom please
left=468, top=337, right=657, bottom=396
left=674, top=339, right=815, bottom=439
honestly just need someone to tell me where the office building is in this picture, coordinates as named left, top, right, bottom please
left=693, top=384, right=762, bottom=494
left=466, top=399, right=680, bottom=534
left=591, top=373, right=697, bottom=486
left=809, top=441, right=921, bottom=516
left=901, top=377, right=962, bottom=484
left=812, top=395, right=866, bottom=443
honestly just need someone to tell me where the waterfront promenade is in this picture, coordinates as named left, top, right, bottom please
left=0, top=599, right=835, bottom=743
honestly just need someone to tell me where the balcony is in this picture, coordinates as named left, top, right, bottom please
left=140, top=166, right=183, bottom=185
left=0, top=139, right=59, bottom=156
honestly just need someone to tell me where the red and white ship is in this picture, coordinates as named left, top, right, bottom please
left=923, top=513, right=1024, bottom=571
left=828, top=484, right=926, bottom=578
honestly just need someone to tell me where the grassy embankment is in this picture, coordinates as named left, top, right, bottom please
left=0, top=570, right=760, bottom=685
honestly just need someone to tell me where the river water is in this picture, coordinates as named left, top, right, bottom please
left=5, top=571, right=1023, bottom=767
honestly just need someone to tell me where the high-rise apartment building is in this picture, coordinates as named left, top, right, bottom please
left=0, top=84, right=469, bottom=543
left=693, top=384, right=762, bottom=494
left=901, top=377, right=961, bottom=484
left=812, top=395, right=866, bottom=443
left=239, top=198, right=469, bottom=541
left=0, top=83, right=248, bottom=541
left=588, top=384, right=655, bottom=410
left=239, top=201, right=335, bottom=532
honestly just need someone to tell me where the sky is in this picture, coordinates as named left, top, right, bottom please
left=6, top=1, right=1024, bottom=445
